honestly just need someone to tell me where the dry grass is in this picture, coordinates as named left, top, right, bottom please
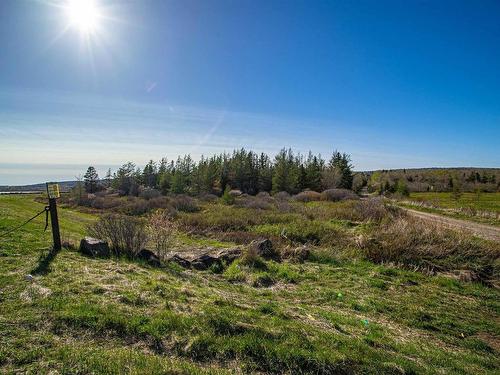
left=360, top=216, right=500, bottom=282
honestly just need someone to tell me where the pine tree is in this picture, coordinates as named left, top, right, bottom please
left=322, top=151, right=353, bottom=189
left=142, top=160, right=158, bottom=188
left=272, top=148, right=299, bottom=194
left=83, top=166, right=99, bottom=193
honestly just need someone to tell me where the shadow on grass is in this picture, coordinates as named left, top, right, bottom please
left=31, top=247, right=60, bottom=275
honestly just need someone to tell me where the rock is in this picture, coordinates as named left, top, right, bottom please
left=216, top=248, right=242, bottom=263
left=25, top=274, right=34, bottom=282
left=137, top=249, right=161, bottom=267
left=79, top=237, right=110, bottom=257
left=168, top=254, right=192, bottom=268
left=191, top=254, right=218, bottom=270
left=229, top=189, right=243, bottom=197
left=249, top=239, right=279, bottom=260
left=280, top=245, right=310, bottom=263
left=166, top=247, right=243, bottom=270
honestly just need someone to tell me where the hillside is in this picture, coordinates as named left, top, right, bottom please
left=1, top=195, right=499, bottom=373
left=359, top=167, right=500, bottom=193
left=0, top=181, right=77, bottom=193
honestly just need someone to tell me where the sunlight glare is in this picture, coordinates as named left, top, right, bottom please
left=65, top=0, right=101, bottom=34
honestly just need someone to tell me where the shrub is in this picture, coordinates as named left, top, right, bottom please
left=274, top=191, right=291, bottom=201
left=179, top=206, right=260, bottom=231
left=147, top=197, right=171, bottom=210
left=170, top=195, right=199, bottom=213
left=253, top=220, right=347, bottom=246
left=221, top=186, right=235, bottom=205
left=199, top=193, right=218, bottom=202
left=235, top=196, right=272, bottom=210
left=90, top=197, right=106, bottom=209
left=87, top=214, right=148, bottom=257
left=321, top=189, right=359, bottom=202
left=395, top=180, right=409, bottom=197
left=139, top=188, right=161, bottom=200
left=294, top=191, right=322, bottom=202
left=147, top=210, right=176, bottom=257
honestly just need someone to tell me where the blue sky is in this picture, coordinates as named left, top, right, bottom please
left=1, top=0, right=499, bottom=184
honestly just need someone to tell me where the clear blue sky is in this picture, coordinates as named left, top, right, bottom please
left=1, top=0, right=499, bottom=184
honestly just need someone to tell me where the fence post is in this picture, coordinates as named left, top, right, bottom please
left=46, top=183, right=61, bottom=251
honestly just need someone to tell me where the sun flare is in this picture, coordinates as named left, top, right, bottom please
left=65, top=0, right=101, bottom=34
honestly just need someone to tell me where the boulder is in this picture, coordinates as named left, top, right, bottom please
left=249, top=239, right=279, bottom=260
left=137, top=249, right=161, bottom=267
left=167, top=254, right=191, bottom=268
left=166, top=247, right=242, bottom=270
left=79, top=237, right=110, bottom=257
left=215, top=248, right=242, bottom=263
left=191, top=254, right=218, bottom=270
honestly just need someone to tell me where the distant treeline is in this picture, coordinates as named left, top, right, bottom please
left=363, top=168, right=500, bottom=194
left=81, top=148, right=356, bottom=196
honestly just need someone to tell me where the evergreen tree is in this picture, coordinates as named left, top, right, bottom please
left=221, top=185, right=235, bottom=205
left=257, top=153, right=273, bottom=192
left=272, top=148, right=299, bottom=194
left=142, top=160, right=158, bottom=188
left=83, top=166, right=99, bottom=193
left=112, top=162, right=139, bottom=195
left=304, top=153, right=323, bottom=191
left=324, top=151, right=353, bottom=189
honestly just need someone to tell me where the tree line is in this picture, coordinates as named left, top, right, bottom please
left=82, top=148, right=355, bottom=196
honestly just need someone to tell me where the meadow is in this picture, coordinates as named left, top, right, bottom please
left=1, top=194, right=499, bottom=374
left=398, top=192, right=500, bottom=226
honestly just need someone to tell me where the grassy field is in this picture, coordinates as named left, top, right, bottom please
left=1, top=195, right=499, bottom=374
left=398, top=192, right=500, bottom=226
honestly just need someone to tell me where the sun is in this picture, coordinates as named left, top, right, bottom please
left=65, top=0, right=102, bottom=34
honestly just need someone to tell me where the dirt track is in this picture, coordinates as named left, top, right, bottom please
left=400, top=207, right=500, bottom=242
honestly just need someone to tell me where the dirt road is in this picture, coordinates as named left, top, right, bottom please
left=400, top=207, right=500, bottom=242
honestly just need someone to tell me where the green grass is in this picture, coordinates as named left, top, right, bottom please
left=408, top=192, right=500, bottom=212
left=1, top=195, right=499, bottom=373
left=399, top=192, right=500, bottom=226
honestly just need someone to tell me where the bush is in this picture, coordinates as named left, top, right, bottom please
left=221, top=186, right=235, bottom=205
left=139, top=188, right=161, bottom=200
left=321, top=189, right=358, bottom=202
left=274, top=191, right=291, bottom=201
left=147, top=210, right=176, bottom=257
left=147, top=197, right=171, bottom=210
left=235, top=196, right=272, bottom=210
left=293, top=191, right=322, bottom=202
left=122, top=198, right=149, bottom=216
left=87, top=214, right=148, bottom=257
left=90, top=197, right=106, bottom=209
left=170, top=195, right=199, bottom=213
left=179, top=206, right=261, bottom=231
left=199, top=193, right=218, bottom=202
left=253, top=220, right=347, bottom=246
left=360, top=216, right=500, bottom=281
